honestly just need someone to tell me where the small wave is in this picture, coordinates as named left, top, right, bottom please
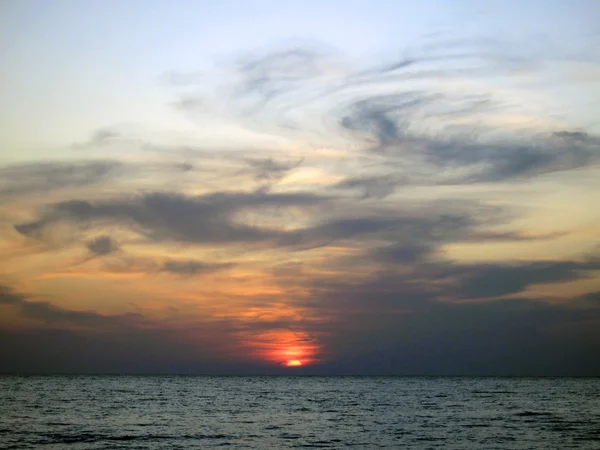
left=278, top=433, right=302, bottom=440
left=296, top=440, right=338, bottom=448
left=463, top=423, right=491, bottom=428
left=182, top=433, right=231, bottom=440
left=515, top=411, right=552, bottom=417
left=38, top=432, right=175, bottom=444
left=416, top=436, right=445, bottom=441
left=394, top=429, right=411, bottom=436
left=107, top=435, right=139, bottom=441
left=295, top=407, right=312, bottom=412
left=472, top=390, right=515, bottom=394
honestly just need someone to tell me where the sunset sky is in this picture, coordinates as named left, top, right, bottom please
left=1, top=0, right=599, bottom=374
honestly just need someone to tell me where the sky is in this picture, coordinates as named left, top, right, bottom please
left=1, top=0, right=599, bottom=375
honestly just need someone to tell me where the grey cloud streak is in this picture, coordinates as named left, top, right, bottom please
left=14, top=190, right=328, bottom=245
left=160, top=259, right=234, bottom=276
left=0, top=160, right=123, bottom=198
left=14, top=187, right=538, bottom=258
left=338, top=96, right=597, bottom=183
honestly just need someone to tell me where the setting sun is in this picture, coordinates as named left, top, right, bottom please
left=286, top=360, right=302, bottom=367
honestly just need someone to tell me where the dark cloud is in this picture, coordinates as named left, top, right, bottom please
left=13, top=184, right=552, bottom=264
left=281, top=210, right=475, bottom=254
left=576, top=291, right=600, bottom=305
left=296, top=263, right=600, bottom=375
left=160, top=259, right=233, bottom=276
left=174, top=162, right=195, bottom=172
left=328, top=208, right=545, bottom=266
left=299, top=255, right=600, bottom=320
left=0, top=284, right=142, bottom=327
left=371, top=241, right=437, bottom=265
left=0, top=328, right=183, bottom=374
left=18, top=300, right=143, bottom=327
left=334, top=174, right=404, bottom=199
left=0, top=160, right=123, bottom=198
left=354, top=256, right=600, bottom=301
left=339, top=92, right=434, bottom=150
left=316, top=296, right=600, bottom=376
left=0, top=327, right=308, bottom=375
left=0, top=285, right=23, bottom=305
left=15, top=189, right=494, bottom=257
left=553, top=130, right=592, bottom=142
left=0, top=285, right=243, bottom=374
left=441, top=260, right=600, bottom=299
left=467, top=230, right=568, bottom=242
left=77, top=253, right=234, bottom=278
left=14, top=190, right=327, bottom=245
left=244, top=157, right=303, bottom=184
left=338, top=94, right=597, bottom=183
left=86, top=235, right=119, bottom=256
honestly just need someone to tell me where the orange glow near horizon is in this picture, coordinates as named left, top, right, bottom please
left=237, top=328, right=322, bottom=366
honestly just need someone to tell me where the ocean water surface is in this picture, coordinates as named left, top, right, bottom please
left=0, top=376, right=599, bottom=449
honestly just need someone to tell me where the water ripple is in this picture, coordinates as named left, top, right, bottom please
left=0, top=376, right=598, bottom=449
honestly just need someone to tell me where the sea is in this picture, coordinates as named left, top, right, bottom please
left=1, top=376, right=599, bottom=449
